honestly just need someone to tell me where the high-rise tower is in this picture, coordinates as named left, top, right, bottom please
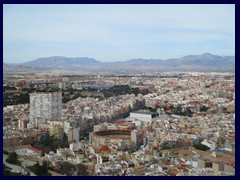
left=29, top=92, right=62, bottom=128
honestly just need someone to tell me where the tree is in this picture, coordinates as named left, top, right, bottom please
left=32, top=131, right=69, bottom=153
left=76, top=164, right=88, bottom=176
left=194, top=143, right=210, bottom=151
left=6, top=152, right=21, bottom=165
left=61, top=133, right=69, bottom=147
left=57, top=162, right=75, bottom=176
left=217, top=137, right=226, bottom=148
left=185, top=109, right=193, bottom=117
left=41, top=131, right=54, bottom=146
left=56, top=162, right=88, bottom=176
left=42, top=150, right=45, bottom=157
left=28, top=162, right=51, bottom=176
left=200, top=105, right=209, bottom=112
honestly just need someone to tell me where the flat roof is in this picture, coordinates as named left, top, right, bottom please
left=131, top=110, right=157, bottom=115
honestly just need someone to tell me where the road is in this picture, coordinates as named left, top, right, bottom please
left=3, top=154, right=37, bottom=176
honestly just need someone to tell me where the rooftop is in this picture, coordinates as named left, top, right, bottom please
left=131, top=110, right=157, bottom=115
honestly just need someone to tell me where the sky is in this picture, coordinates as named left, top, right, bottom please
left=3, top=4, right=235, bottom=63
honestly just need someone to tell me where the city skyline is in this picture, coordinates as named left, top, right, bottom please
left=3, top=4, right=235, bottom=63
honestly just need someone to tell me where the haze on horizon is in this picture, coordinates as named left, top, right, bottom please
left=3, top=4, right=235, bottom=64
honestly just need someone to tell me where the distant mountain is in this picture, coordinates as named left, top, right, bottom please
left=4, top=53, right=235, bottom=74
left=3, top=63, right=11, bottom=71
left=110, top=53, right=234, bottom=72
left=170, top=53, right=234, bottom=66
left=122, top=58, right=164, bottom=65
left=23, top=56, right=100, bottom=68
left=123, top=53, right=234, bottom=67
left=3, top=62, right=42, bottom=74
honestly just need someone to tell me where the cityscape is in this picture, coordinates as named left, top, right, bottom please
left=3, top=4, right=235, bottom=176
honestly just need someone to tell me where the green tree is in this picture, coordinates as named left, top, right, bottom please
left=61, top=133, right=69, bottom=147
left=194, top=143, right=210, bottom=151
left=42, top=150, right=45, bottom=157
left=76, top=164, right=88, bottom=176
left=3, top=86, right=17, bottom=91
left=57, top=162, right=75, bottom=176
left=41, top=131, right=54, bottom=146
left=200, top=105, right=209, bottom=112
left=28, top=162, right=51, bottom=176
left=32, top=132, right=69, bottom=153
left=6, top=152, right=21, bottom=165
left=217, top=136, right=226, bottom=148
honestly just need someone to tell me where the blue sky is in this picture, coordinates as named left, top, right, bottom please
left=3, top=4, right=235, bottom=63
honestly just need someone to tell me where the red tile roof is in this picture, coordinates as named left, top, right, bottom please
left=100, top=145, right=111, bottom=153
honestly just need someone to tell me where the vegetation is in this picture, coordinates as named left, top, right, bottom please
left=28, top=162, right=51, bottom=176
left=101, top=85, right=150, bottom=98
left=3, top=149, right=9, bottom=155
left=55, top=162, right=88, bottom=176
left=173, top=105, right=193, bottom=116
left=4, top=84, right=150, bottom=105
left=217, top=136, right=226, bottom=148
left=3, top=86, right=17, bottom=91
left=156, top=105, right=193, bottom=117
left=3, top=92, right=29, bottom=106
left=200, top=105, right=209, bottom=112
left=32, top=132, right=69, bottom=153
left=80, top=130, right=90, bottom=140
left=6, top=152, right=21, bottom=165
left=194, top=143, right=210, bottom=151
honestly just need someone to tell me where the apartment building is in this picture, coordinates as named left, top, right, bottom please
left=48, top=124, right=64, bottom=140
left=29, top=92, right=62, bottom=128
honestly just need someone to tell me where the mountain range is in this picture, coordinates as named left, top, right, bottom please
left=3, top=53, right=235, bottom=74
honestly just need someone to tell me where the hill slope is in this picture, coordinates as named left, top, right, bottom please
left=4, top=53, right=235, bottom=74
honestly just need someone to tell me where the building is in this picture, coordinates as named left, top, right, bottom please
left=48, top=125, right=64, bottom=140
left=68, top=127, right=80, bottom=143
left=29, top=92, right=62, bottom=128
left=131, top=129, right=144, bottom=146
left=201, top=139, right=216, bottom=151
left=14, top=145, right=42, bottom=157
left=129, top=110, right=159, bottom=124
left=89, top=129, right=132, bottom=148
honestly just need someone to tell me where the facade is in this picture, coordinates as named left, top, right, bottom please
left=131, top=129, right=144, bottom=146
left=14, top=145, right=42, bottom=156
left=48, top=125, right=64, bottom=140
left=29, top=92, right=62, bottom=128
left=89, top=129, right=132, bottom=148
left=201, top=139, right=216, bottom=151
left=129, top=111, right=159, bottom=123
left=68, top=127, right=80, bottom=143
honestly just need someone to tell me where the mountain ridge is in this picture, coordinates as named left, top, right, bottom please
left=4, top=53, right=235, bottom=74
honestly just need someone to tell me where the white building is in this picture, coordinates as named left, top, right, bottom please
left=129, top=110, right=159, bottom=124
left=201, top=139, right=216, bottom=151
left=29, top=92, right=62, bottom=128
left=14, top=145, right=42, bottom=157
